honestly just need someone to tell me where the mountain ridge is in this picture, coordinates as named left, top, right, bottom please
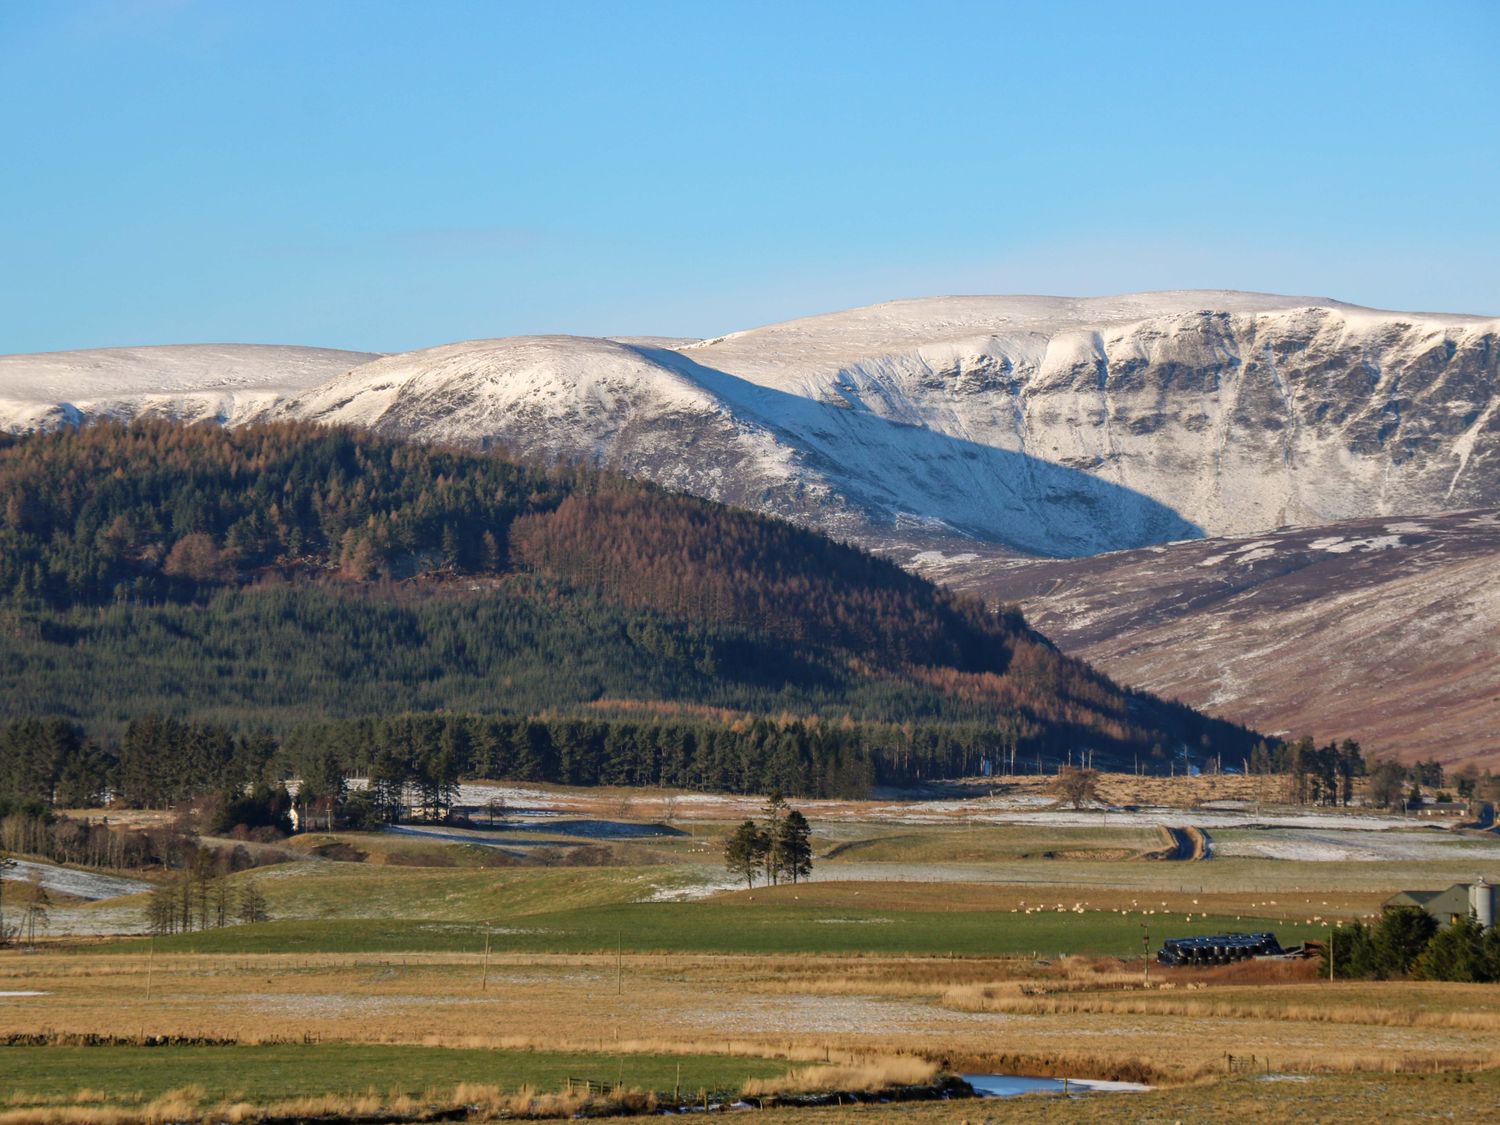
left=3, top=290, right=1496, bottom=763
left=0, top=343, right=380, bottom=431
left=5, top=289, right=1495, bottom=560
left=264, top=291, right=1499, bottom=557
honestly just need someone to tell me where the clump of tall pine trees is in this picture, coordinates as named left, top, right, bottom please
left=723, top=793, right=813, bottom=888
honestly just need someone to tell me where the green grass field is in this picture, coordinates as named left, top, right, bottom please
left=820, top=826, right=1161, bottom=863
left=225, top=863, right=693, bottom=921
left=105, top=902, right=1323, bottom=957
left=0, top=1043, right=790, bottom=1103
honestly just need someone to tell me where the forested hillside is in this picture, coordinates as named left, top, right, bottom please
left=0, top=421, right=1259, bottom=796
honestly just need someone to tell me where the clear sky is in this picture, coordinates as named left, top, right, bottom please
left=2, top=0, right=1497, bottom=354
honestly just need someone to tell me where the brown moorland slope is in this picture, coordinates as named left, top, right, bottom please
left=926, top=509, right=1500, bottom=769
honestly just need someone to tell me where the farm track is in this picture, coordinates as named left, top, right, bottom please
left=1143, top=826, right=1210, bottom=861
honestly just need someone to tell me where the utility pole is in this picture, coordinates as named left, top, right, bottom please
left=1142, top=921, right=1150, bottom=986
left=481, top=932, right=491, bottom=992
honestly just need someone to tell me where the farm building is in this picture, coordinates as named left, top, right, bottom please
left=290, top=795, right=341, bottom=833
left=1384, top=880, right=1496, bottom=930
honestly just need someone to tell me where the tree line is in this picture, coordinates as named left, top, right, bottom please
left=1326, top=906, right=1500, bottom=983
left=6, top=713, right=1490, bottom=816
left=0, top=796, right=198, bottom=871
left=1248, top=737, right=1484, bottom=810
left=144, top=851, right=269, bottom=935
left=1250, top=737, right=1367, bottom=806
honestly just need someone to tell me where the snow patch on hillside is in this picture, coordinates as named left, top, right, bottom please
left=8, top=859, right=150, bottom=900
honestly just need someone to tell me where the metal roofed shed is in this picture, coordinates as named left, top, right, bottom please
left=1384, top=880, right=1496, bottom=931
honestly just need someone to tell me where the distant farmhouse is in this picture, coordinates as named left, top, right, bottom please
left=1384, top=880, right=1496, bottom=930
left=290, top=794, right=340, bottom=833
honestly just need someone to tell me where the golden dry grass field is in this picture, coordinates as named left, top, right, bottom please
left=3, top=776, right=1499, bottom=1122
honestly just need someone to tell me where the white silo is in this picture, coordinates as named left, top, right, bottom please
left=1469, top=879, right=1496, bottom=930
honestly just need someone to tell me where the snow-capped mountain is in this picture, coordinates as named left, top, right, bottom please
left=3, top=292, right=1495, bottom=558
left=280, top=291, right=1500, bottom=557
left=0, top=343, right=380, bottom=431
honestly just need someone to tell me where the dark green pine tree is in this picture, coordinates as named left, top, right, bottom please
left=1415, top=916, right=1489, bottom=982
left=723, top=819, right=768, bottom=889
left=1370, top=906, right=1438, bottom=978
left=774, top=808, right=813, bottom=884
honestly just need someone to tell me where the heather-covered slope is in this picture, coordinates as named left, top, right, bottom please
left=940, top=509, right=1500, bottom=769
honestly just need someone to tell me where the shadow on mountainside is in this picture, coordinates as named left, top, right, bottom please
left=631, top=345, right=1202, bottom=558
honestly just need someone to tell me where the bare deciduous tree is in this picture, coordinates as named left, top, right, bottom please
left=1054, top=766, right=1101, bottom=810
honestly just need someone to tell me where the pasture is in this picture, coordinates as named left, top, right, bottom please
left=4, top=777, right=1500, bottom=1122
left=0, top=1042, right=791, bottom=1104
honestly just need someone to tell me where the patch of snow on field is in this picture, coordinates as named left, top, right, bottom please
left=1216, top=838, right=1355, bottom=862
left=337, top=779, right=575, bottom=813
left=1069, top=1078, right=1153, bottom=1093
left=645, top=870, right=743, bottom=902
left=670, top=793, right=746, bottom=805
left=42, top=901, right=148, bottom=936
left=451, top=782, right=570, bottom=811
left=1213, top=829, right=1493, bottom=862
left=9, top=859, right=150, bottom=900
left=960, top=808, right=1429, bottom=831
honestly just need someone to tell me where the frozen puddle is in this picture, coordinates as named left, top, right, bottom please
left=0, top=991, right=49, bottom=998
left=963, top=1074, right=1151, bottom=1097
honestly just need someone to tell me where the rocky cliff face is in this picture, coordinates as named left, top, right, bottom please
left=276, top=292, right=1500, bottom=557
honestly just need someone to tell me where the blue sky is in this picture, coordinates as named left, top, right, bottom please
left=2, top=0, right=1496, bottom=353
